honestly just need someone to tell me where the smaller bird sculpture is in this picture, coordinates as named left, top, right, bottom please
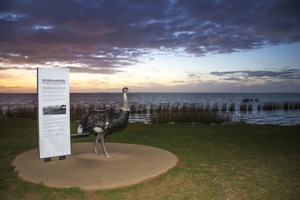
left=73, top=87, right=130, bottom=158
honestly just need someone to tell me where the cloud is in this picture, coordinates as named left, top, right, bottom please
left=0, top=85, right=35, bottom=93
left=172, top=80, right=186, bottom=83
left=210, top=68, right=300, bottom=80
left=0, top=0, right=300, bottom=74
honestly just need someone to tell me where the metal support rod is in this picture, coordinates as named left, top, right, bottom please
left=70, top=133, right=89, bottom=138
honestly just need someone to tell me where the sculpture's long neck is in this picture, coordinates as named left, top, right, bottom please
left=122, top=91, right=129, bottom=111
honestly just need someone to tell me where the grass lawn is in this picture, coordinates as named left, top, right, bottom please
left=0, top=119, right=299, bottom=199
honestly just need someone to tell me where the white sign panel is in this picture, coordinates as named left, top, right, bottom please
left=37, top=68, right=71, bottom=159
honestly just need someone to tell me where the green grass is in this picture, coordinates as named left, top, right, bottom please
left=0, top=119, right=300, bottom=199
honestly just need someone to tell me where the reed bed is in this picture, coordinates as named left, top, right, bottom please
left=0, top=107, right=37, bottom=120
left=259, top=101, right=300, bottom=110
left=1, top=100, right=300, bottom=123
left=149, top=103, right=231, bottom=124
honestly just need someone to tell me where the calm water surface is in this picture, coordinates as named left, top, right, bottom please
left=0, top=93, right=300, bottom=125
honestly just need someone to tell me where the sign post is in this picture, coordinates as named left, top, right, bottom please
left=37, top=68, right=71, bottom=161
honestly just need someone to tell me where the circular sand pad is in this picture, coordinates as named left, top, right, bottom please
left=12, top=143, right=178, bottom=190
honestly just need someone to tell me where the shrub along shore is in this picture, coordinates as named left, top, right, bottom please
left=1, top=100, right=300, bottom=124
left=0, top=98, right=300, bottom=124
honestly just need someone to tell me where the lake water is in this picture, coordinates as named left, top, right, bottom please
left=0, top=93, right=300, bottom=126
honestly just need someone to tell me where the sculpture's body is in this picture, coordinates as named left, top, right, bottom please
left=76, top=87, right=130, bottom=158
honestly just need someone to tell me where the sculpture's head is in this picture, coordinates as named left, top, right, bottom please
left=122, top=87, right=129, bottom=111
left=122, top=87, right=129, bottom=93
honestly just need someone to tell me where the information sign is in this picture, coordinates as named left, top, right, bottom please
left=37, top=68, right=71, bottom=159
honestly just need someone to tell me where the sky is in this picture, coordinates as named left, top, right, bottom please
left=0, top=0, right=300, bottom=93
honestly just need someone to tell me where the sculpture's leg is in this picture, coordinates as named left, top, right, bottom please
left=94, top=134, right=101, bottom=155
left=100, top=134, right=112, bottom=158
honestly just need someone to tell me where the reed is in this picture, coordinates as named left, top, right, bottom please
left=70, top=105, right=86, bottom=121
left=239, top=103, right=247, bottom=111
left=221, top=103, right=227, bottom=112
left=229, top=102, right=235, bottom=112
left=239, top=103, right=253, bottom=112
left=241, top=97, right=259, bottom=102
left=130, top=105, right=148, bottom=114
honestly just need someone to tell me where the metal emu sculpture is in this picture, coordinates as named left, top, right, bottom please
left=72, top=87, right=130, bottom=158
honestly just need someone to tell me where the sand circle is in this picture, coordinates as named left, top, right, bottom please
left=12, top=143, right=178, bottom=190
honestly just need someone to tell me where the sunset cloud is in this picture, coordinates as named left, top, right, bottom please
left=210, top=68, right=300, bottom=80
left=1, top=0, right=300, bottom=73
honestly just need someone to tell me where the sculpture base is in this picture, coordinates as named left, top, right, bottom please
left=12, top=143, right=178, bottom=190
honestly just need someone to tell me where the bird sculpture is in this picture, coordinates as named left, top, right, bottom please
left=74, top=87, right=130, bottom=158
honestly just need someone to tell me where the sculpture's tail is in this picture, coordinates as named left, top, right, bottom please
left=70, top=124, right=89, bottom=138
left=77, top=124, right=83, bottom=134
